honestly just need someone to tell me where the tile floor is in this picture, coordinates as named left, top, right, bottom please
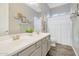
left=47, top=43, right=76, bottom=56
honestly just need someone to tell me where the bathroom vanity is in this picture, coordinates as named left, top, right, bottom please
left=0, top=33, right=50, bottom=56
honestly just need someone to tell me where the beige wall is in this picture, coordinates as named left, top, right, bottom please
left=72, top=16, right=79, bottom=55
left=9, top=3, right=39, bottom=34
left=71, top=4, right=79, bottom=55
left=0, top=3, right=9, bottom=35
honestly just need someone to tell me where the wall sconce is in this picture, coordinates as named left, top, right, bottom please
left=76, top=4, right=79, bottom=16
left=72, top=4, right=79, bottom=16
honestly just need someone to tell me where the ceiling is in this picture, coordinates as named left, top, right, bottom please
left=26, top=3, right=41, bottom=12
left=26, top=3, right=68, bottom=13
left=48, top=3, right=66, bottom=8
left=27, top=3, right=71, bottom=15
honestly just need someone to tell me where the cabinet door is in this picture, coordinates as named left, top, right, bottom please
left=12, top=54, right=18, bottom=56
left=31, top=41, right=41, bottom=56
left=18, top=44, right=36, bottom=56
left=42, top=39, right=48, bottom=56
left=31, top=47, right=41, bottom=56
left=47, top=36, right=51, bottom=51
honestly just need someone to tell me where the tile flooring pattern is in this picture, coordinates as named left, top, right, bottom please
left=47, top=43, right=76, bottom=56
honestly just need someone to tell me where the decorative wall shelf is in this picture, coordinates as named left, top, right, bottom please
left=14, top=13, right=31, bottom=24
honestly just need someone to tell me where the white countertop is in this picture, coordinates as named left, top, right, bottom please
left=0, top=33, right=50, bottom=56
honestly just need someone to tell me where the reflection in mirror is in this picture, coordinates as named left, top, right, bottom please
left=0, top=3, right=40, bottom=36
left=9, top=3, right=39, bottom=34
left=0, top=3, right=48, bottom=37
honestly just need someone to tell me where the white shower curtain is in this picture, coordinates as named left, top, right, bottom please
left=47, top=14, right=72, bottom=46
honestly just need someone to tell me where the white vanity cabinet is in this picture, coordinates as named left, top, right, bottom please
left=18, top=44, right=36, bottom=56
left=41, top=36, right=51, bottom=56
left=16, top=35, right=50, bottom=56
left=47, top=36, right=51, bottom=52
left=18, top=40, right=42, bottom=56
left=12, top=54, right=18, bottom=56
left=31, top=35, right=50, bottom=56
left=30, top=40, right=42, bottom=56
left=31, top=47, right=41, bottom=56
left=41, top=38, right=48, bottom=56
left=0, top=33, right=50, bottom=56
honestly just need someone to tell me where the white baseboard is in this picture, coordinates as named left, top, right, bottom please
left=72, top=46, right=78, bottom=56
left=54, top=42, right=72, bottom=46
left=51, top=43, right=56, bottom=47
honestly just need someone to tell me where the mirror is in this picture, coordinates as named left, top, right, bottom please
left=0, top=3, right=40, bottom=36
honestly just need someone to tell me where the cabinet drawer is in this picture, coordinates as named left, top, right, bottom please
left=47, top=38, right=51, bottom=51
left=42, top=38, right=47, bottom=44
left=12, top=54, right=18, bottom=56
left=18, top=44, right=36, bottom=56
left=30, top=47, right=41, bottom=56
left=35, top=40, right=41, bottom=48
